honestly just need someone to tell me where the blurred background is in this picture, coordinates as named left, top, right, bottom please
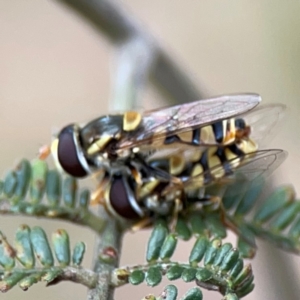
left=1, top=1, right=300, bottom=299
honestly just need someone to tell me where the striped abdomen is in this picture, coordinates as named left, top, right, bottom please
left=148, top=138, right=258, bottom=191
left=147, top=117, right=250, bottom=148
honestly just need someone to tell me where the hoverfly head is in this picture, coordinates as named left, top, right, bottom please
left=55, top=124, right=91, bottom=178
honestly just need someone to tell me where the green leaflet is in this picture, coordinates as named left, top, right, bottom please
left=0, top=226, right=86, bottom=292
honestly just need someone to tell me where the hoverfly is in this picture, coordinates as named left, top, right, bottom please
left=40, top=93, right=286, bottom=222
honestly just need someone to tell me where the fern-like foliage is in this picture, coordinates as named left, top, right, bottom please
left=140, top=284, right=206, bottom=300
left=221, top=179, right=300, bottom=257
left=157, top=179, right=300, bottom=259
left=113, top=224, right=254, bottom=299
left=0, top=225, right=98, bottom=292
left=0, top=159, right=105, bottom=233
left=1, top=157, right=300, bottom=298
left=140, top=285, right=240, bottom=300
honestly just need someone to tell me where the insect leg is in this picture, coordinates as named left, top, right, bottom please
left=134, top=154, right=183, bottom=185
left=130, top=217, right=154, bottom=232
left=170, top=197, right=184, bottom=231
left=90, top=171, right=111, bottom=206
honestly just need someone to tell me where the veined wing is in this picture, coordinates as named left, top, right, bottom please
left=239, top=103, right=286, bottom=148
left=182, top=149, right=287, bottom=189
left=145, top=103, right=286, bottom=161
left=117, top=94, right=261, bottom=149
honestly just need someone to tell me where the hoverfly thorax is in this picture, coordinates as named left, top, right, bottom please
left=55, top=112, right=144, bottom=178
left=80, top=113, right=143, bottom=160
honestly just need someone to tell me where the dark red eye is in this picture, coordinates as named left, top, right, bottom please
left=109, top=176, right=141, bottom=220
left=57, top=124, right=89, bottom=178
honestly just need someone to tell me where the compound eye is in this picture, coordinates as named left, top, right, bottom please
left=57, top=124, right=88, bottom=178
left=109, top=177, right=140, bottom=220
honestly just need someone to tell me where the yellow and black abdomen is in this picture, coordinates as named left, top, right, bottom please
left=149, top=137, right=258, bottom=189
left=159, top=117, right=248, bottom=147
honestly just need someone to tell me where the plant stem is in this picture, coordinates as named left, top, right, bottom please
left=88, top=207, right=123, bottom=300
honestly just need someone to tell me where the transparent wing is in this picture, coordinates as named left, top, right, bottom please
left=117, top=93, right=260, bottom=149
left=182, top=149, right=287, bottom=189
left=239, top=104, right=286, bottom=148
left=146, top=103, right=285, bottom=161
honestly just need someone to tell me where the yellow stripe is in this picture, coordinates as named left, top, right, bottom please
left=177, top=131, right=193, bottom=143
left=191, top=163, right=204, bottom=177
left=123, top=111, right=142, bottom=132
left=139, top=180, right=160, bottom=198
left=208, top=155, right=225, bottom=179
left=200, top=125, right=216, bottom=144
left=170, top=155, right=186, bottom=175
left=225, top=148, right=240, bottom=169
left=238, top=138, right=258, bottom=154
left=87, top=136, right=112, bottom=155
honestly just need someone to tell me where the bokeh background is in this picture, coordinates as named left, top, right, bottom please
left=1, top=1, right=300, bottom=299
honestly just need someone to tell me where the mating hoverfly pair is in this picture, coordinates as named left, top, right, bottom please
left=40, top=94, right=286, bottom=225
